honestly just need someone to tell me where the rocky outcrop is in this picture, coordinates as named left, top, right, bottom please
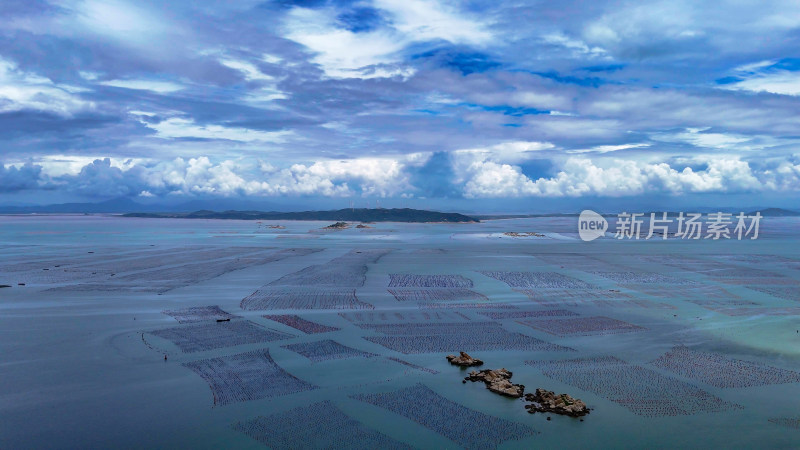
left=446, top=352, right=484, bottom=367
left=465, top=368, right=524, bottom=398
left=324, top=222, right=350, bottom=229
left=524, top=388, right=590, bottom=417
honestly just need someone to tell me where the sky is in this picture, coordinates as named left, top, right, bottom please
left=1, top=0, right=800, bottom=211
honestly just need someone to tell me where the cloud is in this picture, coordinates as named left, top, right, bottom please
left=136, top=116, right=293, bottom=143
left=373, top=0, right=492, bottom=46
left=70, top=0, right=172, bottom=45
left=0, top=58, right=93, bottom=115
left=60, top=157, right=143, bottom=196
left=219, top=58, right=275, bottom=81
left=217, top=57, right=288, bottom=102
left=718, top=58, right=800, bottom=96
left=460, top=157, right=768, bottom=198
left=8, top=150, right=800, bottom=201
left=289, top=158, right=411, bottom=197
left=454, top=141, right=556, bottom=164
left=650, top=128, right=750, bottom=149
left=722, top=70, right=800, bottom=96
left=581, top=1, right=704, bottom=59
left=567, top=143, right=651, bottom=154
left=541, top=33, right=607, bottom=58
left=283, top=7, right=411, bottom=79
left=3, top=1, right=800, bottom=207
left=760, top=160, right=800, bottom=191
left=41, top=156, right=414, bottom=198
left=0, top=162, right=43, bottom=192
left=282, top=0, right=490, bottom=79
left=99, top=79, right=185, bottom=93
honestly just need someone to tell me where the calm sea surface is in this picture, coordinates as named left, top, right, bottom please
left=1, top=215, right=798, bottom=449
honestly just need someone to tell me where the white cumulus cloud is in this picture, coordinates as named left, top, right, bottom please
left=459, top=155, right=769, bottom=198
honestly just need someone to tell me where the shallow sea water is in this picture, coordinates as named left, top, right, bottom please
left=1, top=215, right=799, bottom=449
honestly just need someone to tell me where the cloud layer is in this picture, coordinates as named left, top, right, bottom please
left=1, top=0, right=799, bottom=207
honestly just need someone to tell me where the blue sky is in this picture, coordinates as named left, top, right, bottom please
left=1, top=0, right=799, bottom=211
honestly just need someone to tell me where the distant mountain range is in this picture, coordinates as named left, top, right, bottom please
left=477, top=207, right=800, bottom=219
left=0, top=197, right=144, bottom=214
left=0, top=197, right=284, bottom=214
left=747, top=208, right=800, bottom=216
left=1, top=197, right=796, bottom=219
left=124, top=208, right=480, bottom=223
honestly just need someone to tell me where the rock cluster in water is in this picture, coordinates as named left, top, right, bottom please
left=524, top=388, right=590, bottom=417
left=464, top=368, right=525, bottom=398
left=448, top=352, right=591, bottom=419
left=324, top=222, right=350, bottom=229
left=446, top=351, right=484, bottom=367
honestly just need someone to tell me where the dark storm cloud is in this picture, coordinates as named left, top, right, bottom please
left=0, top=162, right=43, bottom=191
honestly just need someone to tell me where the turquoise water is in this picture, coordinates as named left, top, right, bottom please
left=1, top=215, right=798, bottom=449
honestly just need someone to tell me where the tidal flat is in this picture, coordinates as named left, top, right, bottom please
left=1, top=215, right=799, bottom=448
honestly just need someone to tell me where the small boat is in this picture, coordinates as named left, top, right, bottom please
left=216, top=318, right=231, bottom=322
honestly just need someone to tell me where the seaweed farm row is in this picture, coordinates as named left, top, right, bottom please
left=477, top=309, right=578, bottom=319
left=359, top=321, right=574, bottom=354
left=384, top=357, right=439, bottom=374
left=164, top=305, right=239, bottom=324
left=589, top=271, right=697, bottom=285
left=481, top=271, right=597, bottom=289
left=351, top=384, right=536, bottom=448
left=264, top=314, right=340, bottom=334
left=0, top=245, right=193, bottom=273
left=283, top=340, right=377, bottom=363
left=694, top=306, right=800, bottom=316
left=651, top=346, right=800, bottom=388
left=387, top=288, right=487, bottom=303
left=534, top=254, right=613, bottom=270
left=417, top=301, right=517, bottom=309
left=2, top=246, right=295, bottom=287
left=338, top=311, right=471, bottom=323
left=232, top=401, right=412, bottom=449
left=242, top=288, right=371, bottom=310
left=629, top=285, right=733, bottom=300
left=125, top=246, right=800, bottom=446
left=150, top=320, right=293, bottom=353
left=183, top=349, right=317, bottom=405
left=518, top=316, right=646, bottom=337
left=526, top=356, right=742, bottom=417
left=57, top=248, right=318, bottom=293
left=518, top=288, right=675, bottom=310
left=385, top=272, right=494, bottom=313
left=268, top=249, right=390, bottom=287
left=745, top=285, right=800, bottom=301
left=240, top=249, right=390, bottom=310
left=387, top=274, right=473, bottom=288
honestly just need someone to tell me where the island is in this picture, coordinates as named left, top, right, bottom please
left=323, top=222, right=350, bottom=229
left=524, top=389, right=590, bottom=417
left=123, top=208, right=479, bottom=223
left=464, top=368, right=525, bottom=398
left=446, top=352, right=484, bottom=367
